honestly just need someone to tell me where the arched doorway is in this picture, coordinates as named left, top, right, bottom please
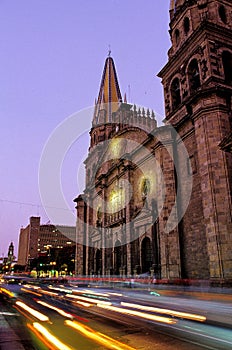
left=141, top=237, right=152, bottom=273
left=114, top=240, right=122, bottom=275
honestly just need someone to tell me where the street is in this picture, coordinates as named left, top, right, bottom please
left=1, top=279, right=232, bottom=349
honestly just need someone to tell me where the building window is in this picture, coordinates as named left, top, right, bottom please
left=219, top=5, right=227, bottom=24
left=222, top=51, right=232, bottom=85
left=184, top=17, right=190, bottom=34
left=174, top=29, right=180, bottom=46
left=188, top=59, right=201, bottom=92
left=171, top=77, right=181, bottom=109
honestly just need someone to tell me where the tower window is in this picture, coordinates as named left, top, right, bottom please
left=219, top=5, right=227, bottom=24
left=222, top=51, right=232, bottom=85
left=184, top=17, right=190, bottom=34
left=174, top=29, right=180, bottom=46
left=188, top=59, right=201, bottom=92
left=171, top=77, right=181, bottom=109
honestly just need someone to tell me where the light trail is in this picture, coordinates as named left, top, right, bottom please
left=97, top=303, right=176, bottom=324
left=37, top=300, right=74, bottom=319
left=21, top=287, right=42, bottom=297
left=65, top=320, right=136, bottom=350
left=66, top=293, right=112, bottom=305
left=15, top=301, right=49, bottom=322
left=121, top=302, right=206, bottom=322
left=0, top=287, right=15, bottom=298
left=29, top=322, right=74, bottom=350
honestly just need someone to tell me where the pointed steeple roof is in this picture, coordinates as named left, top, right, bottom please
left=94, top=55, right=122, bottom=125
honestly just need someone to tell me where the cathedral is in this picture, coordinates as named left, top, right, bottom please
left=74, top=0, right=232, bottom=283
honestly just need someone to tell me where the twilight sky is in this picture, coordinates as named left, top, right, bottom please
left=0, top=0, right=171, bottom=258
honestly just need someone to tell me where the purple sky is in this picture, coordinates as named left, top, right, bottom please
left=0, top=0, right=170, bottom=258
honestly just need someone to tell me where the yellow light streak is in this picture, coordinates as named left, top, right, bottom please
left=66, top=294, right=112, bottom=306
left=97, top=303, right=176, bottom=324
left=21, top=287, right=42, bottom=297
left=121, top=302, right=206, bottom=322
left=32, top=322, right=74, bottom=350
left=37, top=300, right=73, bottom=319
left=15, top=301, right=49, bottom=321
left=81, top=289, right=110, bottom=297
left=39, top=289, right=59, bottom=296
left=74, top=301, right=91, bottom=307
left=0, top=287, right=15, bottom=298
left=48, top=286, right=72, bottom=293
left=23, top=284, right=41, bottom=290
left=65, top=320, right=136, bottom=350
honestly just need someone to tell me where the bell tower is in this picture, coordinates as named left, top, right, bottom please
left=159, top=0, right=232, bottom=282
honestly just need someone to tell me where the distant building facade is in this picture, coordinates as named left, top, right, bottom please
left=0, top=242, right=17, bottom=274
left=74, top=0, right=232, bottom=283
left=17, top=216, right=76, bottom=267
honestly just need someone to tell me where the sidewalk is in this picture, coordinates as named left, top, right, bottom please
left=0, top=312, right=26, bottom=350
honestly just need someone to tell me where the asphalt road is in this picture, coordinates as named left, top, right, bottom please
left=1, top=280, right=232, bottom=350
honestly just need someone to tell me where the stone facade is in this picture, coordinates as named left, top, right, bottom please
left=74, top=0, right=232, bottom=283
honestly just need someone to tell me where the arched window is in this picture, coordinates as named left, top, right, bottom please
left=171, top=77, right=181, bottom=109
left=184, top=17, right=190, bottom=34
left=222, top=51, right=232, bottom=85
left=219, top=5, right=227, bottom=24
left=188, top=59, right=201, bottom=92
left=174, top=29, right=180, bottom=46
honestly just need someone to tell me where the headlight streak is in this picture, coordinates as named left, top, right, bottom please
left=15, top=301, right=49, bottom=322
left=29, top=322, right=74, bottom=350
left=48, top=285, right=72, bottom=294
left=65, top=320, right=136, bottom=350
left=73, top=301, right=92, bottom=307
left=97, top=303, right=176, bottom=324
left=120, top=302, right=206, bottom=322
left=0, top=287, right=15, bottom=298
left=39, top=289, right=59, bottom=297
left=21, top=287, right=42, bottom=297
left=23, top=284, right=41, bottom=290
left=81, top=289, right=110, bottom=297
left=14, top=304, right=35, bottom=323
left=37, top=300, right=74, bottom=319
left=66, top=294, right=112, bottom=306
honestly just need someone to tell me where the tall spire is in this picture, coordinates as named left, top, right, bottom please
left=94, top=56, right=122, bottom=125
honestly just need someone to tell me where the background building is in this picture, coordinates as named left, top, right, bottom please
left=74, top=0, right=232, bottom=284
left=17, top=216, right=76, bottom=270
left=0, top=242, right=17, bottom=274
